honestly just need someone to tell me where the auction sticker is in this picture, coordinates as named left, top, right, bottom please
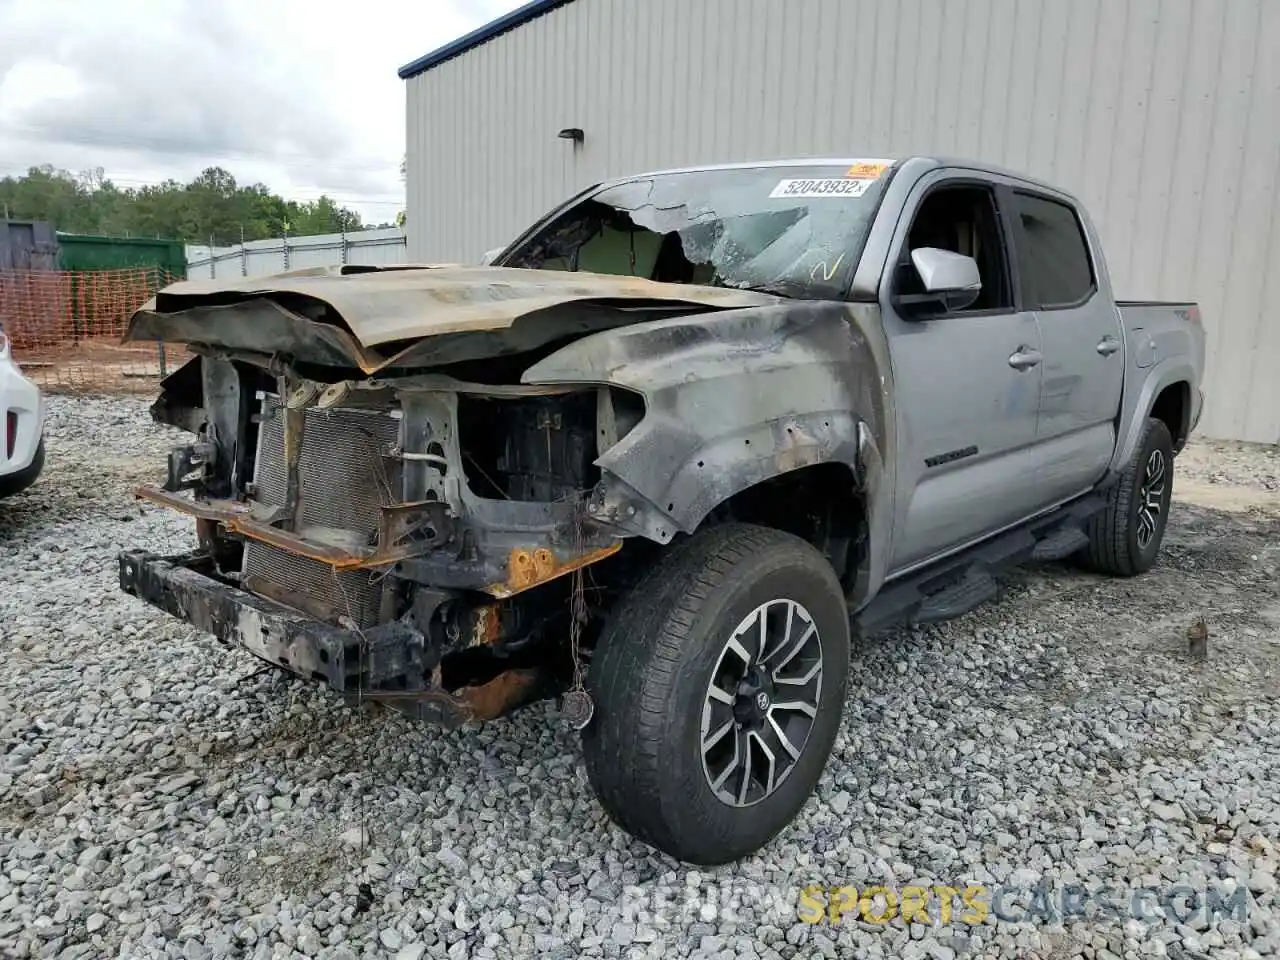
left=846, top=161, right=890, bottom=178
left=770, top=178, right=875, bottom=199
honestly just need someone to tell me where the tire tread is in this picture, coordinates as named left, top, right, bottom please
left=582, top=523, right=846, bottom=861
left=1081, top=417, right=1172, bottom=576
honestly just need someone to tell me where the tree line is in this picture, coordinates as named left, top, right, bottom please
left=0, top=165, right=393, bottom=246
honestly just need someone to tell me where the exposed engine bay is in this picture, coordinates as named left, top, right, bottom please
left=131, top=345, right=662, bottom=726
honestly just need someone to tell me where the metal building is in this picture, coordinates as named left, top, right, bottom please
left=401, top=0, right=1280, bottom=443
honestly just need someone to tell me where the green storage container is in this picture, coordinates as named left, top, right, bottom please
left=56, top=233, right=187, bottom=279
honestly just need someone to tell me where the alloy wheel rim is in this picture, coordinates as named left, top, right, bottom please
left=1137, top=448, right=1167, bottom=550
left=700, top=599, right=823, bottom=807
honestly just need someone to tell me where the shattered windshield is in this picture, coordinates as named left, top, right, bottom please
left=499, top=162, right=894, bottom=300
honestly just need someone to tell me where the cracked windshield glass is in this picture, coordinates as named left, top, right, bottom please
left=502, top=163, right=893, bottom=299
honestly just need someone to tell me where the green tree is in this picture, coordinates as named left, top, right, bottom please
left=0, top=164, right=365, bottom=245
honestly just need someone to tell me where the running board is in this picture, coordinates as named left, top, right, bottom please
left=915, top=571, right=997, bottom=624
left=1029, top=526, right=1090, bottom=562
left=855, top=495, right=1106, bottom=635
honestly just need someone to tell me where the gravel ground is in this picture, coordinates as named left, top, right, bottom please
left=2, top=395, right=1278, bottom=960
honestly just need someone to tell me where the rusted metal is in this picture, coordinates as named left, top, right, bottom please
left=358, top=666, right=542, bottom=725
left=229, top=516, right=375, bottom=566
left=468, top=603, right=502, bottom=647
left=455, top=668, right=541, bottom=721
left=119, top=549, right=539, bottom=729
left=136, top=485, right=253, bottom=521
left=507, top=547, right=556, bottom=591
left=136, top=487, right=361, bottom=564
left=136, top=485, right=437, bottom=570
left=489, top=541, right=622, bottom=599
left=139, top=483, right=624, bottom=593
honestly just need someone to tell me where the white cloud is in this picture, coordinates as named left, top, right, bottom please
left=0, top=0, right=524, bottom=224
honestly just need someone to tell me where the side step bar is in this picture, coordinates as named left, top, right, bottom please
left=915, top=570, right=998, bottom=624
left=855, top=495, right=1106, bottom=635
left=1029, top=526, right=1090, bottom=562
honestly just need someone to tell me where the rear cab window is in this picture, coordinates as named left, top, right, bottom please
left=1011, top=192, right=1096, bottom=309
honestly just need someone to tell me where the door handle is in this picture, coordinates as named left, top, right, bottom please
left=1008, top=346, right=1042, bottom=371
left=1096, top=335, right=1121, bottom=356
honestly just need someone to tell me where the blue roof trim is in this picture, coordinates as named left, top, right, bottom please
left=398, top=0, right=576, bottom=79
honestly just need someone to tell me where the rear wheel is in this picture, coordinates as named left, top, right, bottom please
left=582, top=523, right=849, bottom=865
left=1080, top=417, right=1174, bottom=576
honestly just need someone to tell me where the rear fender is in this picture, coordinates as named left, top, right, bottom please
left=1110, top=356, right=1196, bottom=475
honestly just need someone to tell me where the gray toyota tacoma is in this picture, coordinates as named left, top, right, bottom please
left=119, top=156, right=1205, bottom=864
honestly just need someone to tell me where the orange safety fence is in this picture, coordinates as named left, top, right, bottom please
left=0, top=267, right=190, bottom=394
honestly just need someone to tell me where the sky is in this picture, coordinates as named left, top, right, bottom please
left=0, top=0, right=525, bottom=225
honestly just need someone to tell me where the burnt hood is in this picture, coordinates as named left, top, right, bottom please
left=124, top=264, right=781, bottom=374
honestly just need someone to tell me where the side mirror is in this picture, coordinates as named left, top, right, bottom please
left=480, top=246, right=503, bottom=266
left=896, top=247, right=982, bottom=318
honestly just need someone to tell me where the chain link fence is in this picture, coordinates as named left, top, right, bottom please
left=1, top=267, right=188, bottom=394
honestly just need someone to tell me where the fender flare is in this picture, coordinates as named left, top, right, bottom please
left=522, top=300, right=897, bottom=606
left=1109, top=357, right=1196, bottom=475
left=584, top=409, right=870, bottom=544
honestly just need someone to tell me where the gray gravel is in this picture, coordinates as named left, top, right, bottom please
left=1178, top=439, right=1280, bottom=492
left=2, top=395, right=1278, bottom=960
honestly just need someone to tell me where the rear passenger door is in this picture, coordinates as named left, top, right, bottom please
left=1009, top=191, right=1124, bottom=502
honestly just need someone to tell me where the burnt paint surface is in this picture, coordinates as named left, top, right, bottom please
left=124, top=266, right=779, bottom=374
left=117, top=549, right=542, bottom=726
left=135, top=293, right=897, bottom=608
left=523, top=300, right=897, bottom=608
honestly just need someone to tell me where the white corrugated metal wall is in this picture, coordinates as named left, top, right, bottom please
left=405, top=0, right=1280, bottom=443
left=185, top=227, right=407, bottom=279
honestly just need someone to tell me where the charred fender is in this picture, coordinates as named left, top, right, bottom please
left=523, top=300, right=897, bottom=608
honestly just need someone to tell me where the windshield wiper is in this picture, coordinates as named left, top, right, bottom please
left=712, top=277, right=792, bottom=298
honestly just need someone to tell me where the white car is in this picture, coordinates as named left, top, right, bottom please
left=0, top=324, right=45, bottom=498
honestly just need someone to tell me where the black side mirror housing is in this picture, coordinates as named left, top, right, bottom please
left=890, top=250, right=982, bottom=320
left=893, top=288, right=982, bottom=320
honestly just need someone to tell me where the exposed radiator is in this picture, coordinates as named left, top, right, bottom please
left=243, top=397, right=402, bottom=627
left=244, top=540, right=386, bottom=627
left=252, top=401, right=402, bottom=532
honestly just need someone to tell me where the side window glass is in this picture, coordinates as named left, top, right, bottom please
left=1012, top=193, right=1095, bottom=308
left=896, top=186, right=1012, bottom=312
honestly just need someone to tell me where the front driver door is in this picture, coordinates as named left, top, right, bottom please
left=880, top=176, right=1045, bottom=573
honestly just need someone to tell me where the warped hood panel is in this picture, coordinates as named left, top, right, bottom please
left=124, top=264, right=780, bottom=374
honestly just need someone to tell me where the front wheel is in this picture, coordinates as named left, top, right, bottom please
left=582, top=523, right=850, bottom=865
left=1080, top=417, right=1174, bottom=576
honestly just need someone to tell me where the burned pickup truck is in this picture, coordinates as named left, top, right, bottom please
left=120, top=157, right=1205, bottom=864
